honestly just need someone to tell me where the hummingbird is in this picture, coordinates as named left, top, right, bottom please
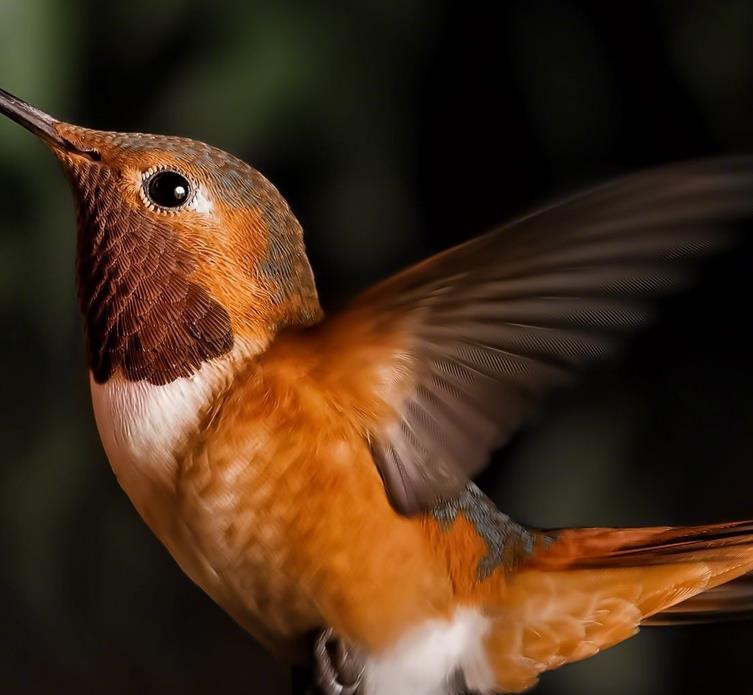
left=4, top=85, right=753, bottom=695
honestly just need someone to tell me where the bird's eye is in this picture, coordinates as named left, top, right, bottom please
left=145, top=170, right=192, bottom=209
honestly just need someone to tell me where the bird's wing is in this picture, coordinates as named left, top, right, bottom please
left=286, top=158, right=753, bottom=514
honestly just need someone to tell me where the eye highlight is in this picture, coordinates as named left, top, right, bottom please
left=144, top=169, right=193, bottom=210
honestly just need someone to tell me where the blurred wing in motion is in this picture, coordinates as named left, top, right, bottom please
left=301, top=158, right=753, bottom=514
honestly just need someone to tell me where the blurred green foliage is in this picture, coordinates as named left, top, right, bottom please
left=2, top=1, right=753, bottom=693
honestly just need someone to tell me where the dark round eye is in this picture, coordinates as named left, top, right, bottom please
left=146, top=170, right=191, bottom=209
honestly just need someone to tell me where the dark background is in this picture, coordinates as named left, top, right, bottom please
left=2, top=1, right=753, bottom=693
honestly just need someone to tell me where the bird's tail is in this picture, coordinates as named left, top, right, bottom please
left=645, top=570, right=753, bottom=625
left=482, top=520, right=753, bottom=693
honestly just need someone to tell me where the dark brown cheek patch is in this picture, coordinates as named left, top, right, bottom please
left=72, top=163, right=234, bottom=385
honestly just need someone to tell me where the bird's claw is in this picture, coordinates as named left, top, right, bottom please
left=313, top=627, right=364, bottom=695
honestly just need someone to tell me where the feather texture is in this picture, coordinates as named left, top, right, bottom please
left=646, top=572, right=753, bottom=624
left=484, top=520, right=753, bottom=692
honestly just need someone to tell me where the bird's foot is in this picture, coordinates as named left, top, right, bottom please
left=312, top=627, right=364, bottom=695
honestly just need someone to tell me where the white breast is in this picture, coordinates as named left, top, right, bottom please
left=90, top=340, right=307, bottom=651
left=88, top=341, right=255, bottom=544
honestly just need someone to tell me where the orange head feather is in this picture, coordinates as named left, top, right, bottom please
left=0, top=87, right=321, bottom=384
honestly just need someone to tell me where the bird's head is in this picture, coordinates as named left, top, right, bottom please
left=0, top=88, right=321, bottom=385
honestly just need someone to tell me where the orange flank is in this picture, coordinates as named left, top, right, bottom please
left=179, top=350, right=453, bottom=653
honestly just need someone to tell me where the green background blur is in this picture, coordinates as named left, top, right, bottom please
left=3, top=1, right=753, bottom=693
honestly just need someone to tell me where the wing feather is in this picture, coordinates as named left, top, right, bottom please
left=299, top=158, right=753, bottom=513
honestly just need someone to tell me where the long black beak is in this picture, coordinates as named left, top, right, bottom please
left=0, top=87, right=99, bottom=159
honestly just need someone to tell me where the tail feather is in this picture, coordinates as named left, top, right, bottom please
left=647, top=571, right=753, bottom=625
left=483, top=520, right=753, bottom=693
left=532, top=520, right=753, bottom=569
